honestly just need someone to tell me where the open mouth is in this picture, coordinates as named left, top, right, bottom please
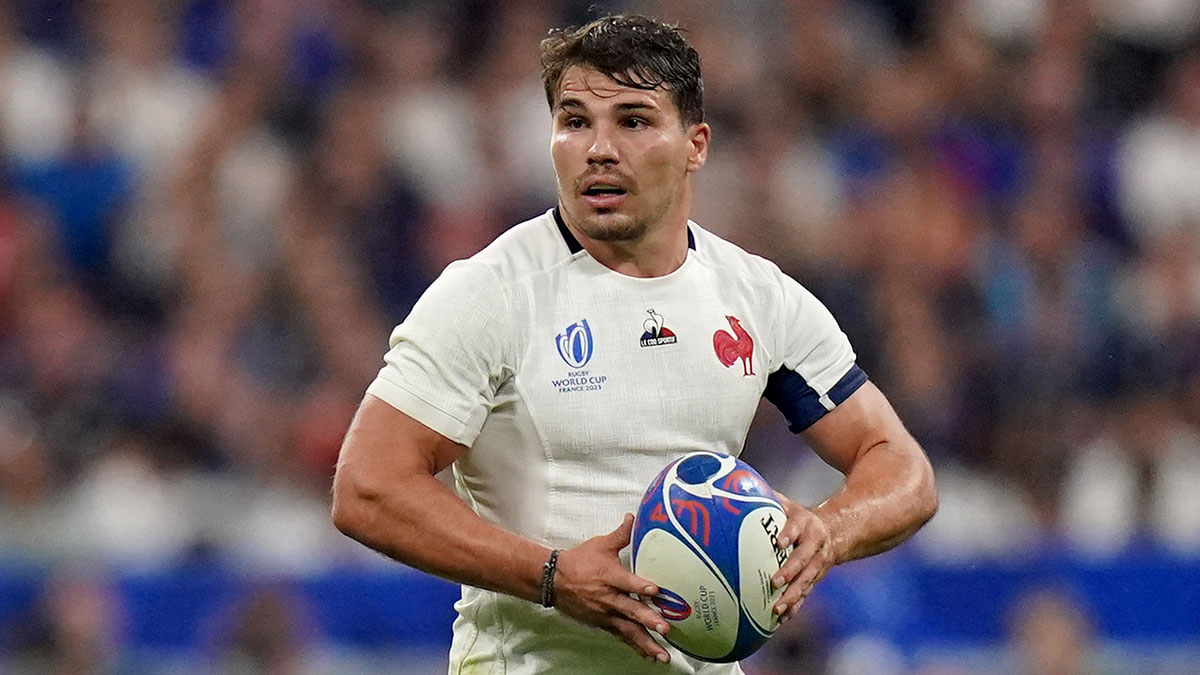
left=581, top=183, right=629, bottom=210
left=582, top=185, right=628, bottom=197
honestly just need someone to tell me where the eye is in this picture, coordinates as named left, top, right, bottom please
left=563, top=116, right=586, bottom=129
left=623, top=116, right=648, bottom=129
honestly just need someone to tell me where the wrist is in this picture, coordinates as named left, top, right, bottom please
left=811, top=503, right=847, bottom=564
left=540, top=549, right=560, bottom=607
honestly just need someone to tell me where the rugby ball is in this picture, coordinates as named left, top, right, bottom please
left=632, top=451, right=792, bottom=663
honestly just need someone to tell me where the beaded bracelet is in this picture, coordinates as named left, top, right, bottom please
left=540, top=550, right=560, bottom=608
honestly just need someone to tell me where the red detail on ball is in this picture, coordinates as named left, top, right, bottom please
left=649, top=503, right=669, bottom=523
left=672, top=498, right=711, bottom=547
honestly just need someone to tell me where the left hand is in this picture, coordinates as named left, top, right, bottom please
left=770, top=492, right=835, bottom=622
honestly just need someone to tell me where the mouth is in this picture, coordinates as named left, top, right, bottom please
left=580, top=182, right=629, bottom=210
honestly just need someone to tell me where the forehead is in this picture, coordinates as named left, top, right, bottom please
left=556, top=65, right=674, bottom=112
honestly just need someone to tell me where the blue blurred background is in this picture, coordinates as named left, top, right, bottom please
left=2, top=0, right=1200, bottom=673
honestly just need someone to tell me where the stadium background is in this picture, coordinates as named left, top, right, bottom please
left=2, top=0, right=1200, bottom=672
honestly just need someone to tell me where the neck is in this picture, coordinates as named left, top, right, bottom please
left=560, top=207, right=691, bottom=279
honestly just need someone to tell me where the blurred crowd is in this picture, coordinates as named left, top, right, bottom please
left=3, top=0, right=1200, bottom=671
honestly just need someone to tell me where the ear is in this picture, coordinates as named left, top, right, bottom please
left=685, top=122, right=711, bottom=173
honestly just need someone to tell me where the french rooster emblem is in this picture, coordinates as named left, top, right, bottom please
left=713, top=315, right=754, bottom=376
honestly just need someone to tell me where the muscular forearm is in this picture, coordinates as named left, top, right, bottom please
left=331, top=396, right=551, bottom=604
left=770, top=382, right=936, bottom=623
left=334, top=469, right=551, bottom=603
left=812, top=436, right=936, bottom=564
left=332, top=397, right=673, bottom=663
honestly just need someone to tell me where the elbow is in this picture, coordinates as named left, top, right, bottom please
left=330, top=471, right=373, bottom=541
left=915, top=455, right=938, bottom=527
left=330, top=498, right=356, bottom=539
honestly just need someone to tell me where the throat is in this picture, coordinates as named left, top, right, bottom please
left=558, top=203, right=692, bottom=278
left=581, top=231, right=690, bottom=278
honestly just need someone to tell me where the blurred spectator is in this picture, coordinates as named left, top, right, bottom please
left=3, top=568, right=129, bottom=674
left=379, top=7, right=487, bottom=211
left=0, top=396, right=47, bottom=510
left=1096, top=0, right=1199, bottom=49
left=85, top=0, right=214, bottom=187
left=1005, top=587, right=1099, bottom=675
left=0, top=4, right=74, bottom=166
left=1116, top=46, right=1200, bottom=247
left=68, top=429, right=197, bottom=569
left=825, top=633, right=906, bottom=675
left=12, top=86, right=133, bottom=297
left=1059, top=388, right=1200, bottom=555
left=965, top=0, right=1048, bottom=47
left=978, top=183, right=1119, bottom=406
left=204, top=584, right=320, bottom=675
left=295, top=78, right=429, bottom=322
left=912, top=458, right=1041, bottom=560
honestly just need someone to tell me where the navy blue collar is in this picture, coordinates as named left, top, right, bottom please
left=552, top=207, right=695, bottom=253
left=552, top=207, right=583, bottom=254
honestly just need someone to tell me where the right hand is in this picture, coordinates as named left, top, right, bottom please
left=552, top=513, right=672, bottom=664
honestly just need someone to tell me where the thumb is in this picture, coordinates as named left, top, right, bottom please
left=604, top=513, right=635, bottom=549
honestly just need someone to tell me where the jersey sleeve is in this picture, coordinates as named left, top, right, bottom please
left=366, top=260, right=512, bottom=446
left=763, top=270, right=867, bottom=433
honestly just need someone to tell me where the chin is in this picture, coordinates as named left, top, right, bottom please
left=578, top=211, right=647, bottom=242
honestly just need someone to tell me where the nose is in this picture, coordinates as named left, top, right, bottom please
left=587, top=123, right=618, bottom=166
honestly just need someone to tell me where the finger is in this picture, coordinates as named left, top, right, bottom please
left=611, top=568, right=659, bottom=598
left=774, top=520, right=820, bottom=588
left=611, top=617, right=671, bottom=663
left=779, top=574, right=819, bottom=618
left=772, top=546, right=820, bottom=615
left=771, top=553, right=805, bottom=594
left=602, top=515, right=661, bottom=596
left=614, top=593, right=671, bottom=636
left=792, top=556, right=830, bottom=598
left=776, top=578, right=808, bottom=613
left=776, top=549, right=830, bottom=613
left=604, top=513, right=635, bottom=549
left=775, top=502, right=806, bottom=550
left=609, top=617, right=666, bottom=660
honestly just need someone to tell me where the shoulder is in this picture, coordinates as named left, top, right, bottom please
left=688, top=223, right=792, bottom=290
left=465, top=209, right=577, bottom=283
left=406, top=210, right=572, bottom=337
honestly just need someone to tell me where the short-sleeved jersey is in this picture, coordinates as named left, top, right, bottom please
left=366, top=209, right=866, bottom=675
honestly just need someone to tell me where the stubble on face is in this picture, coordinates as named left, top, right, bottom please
left=571, top=198, right=664, bottom=242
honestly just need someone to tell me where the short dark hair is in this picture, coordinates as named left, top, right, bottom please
left=539, top=14, right=704, bottom=127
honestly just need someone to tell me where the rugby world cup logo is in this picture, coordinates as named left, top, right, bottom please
left=556, top=319, right=594, bottom=368
left=652, top=587, right=693, bottom=621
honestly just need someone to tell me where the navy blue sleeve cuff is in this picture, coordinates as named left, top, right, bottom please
left=764, top=364, right=868, bottom=433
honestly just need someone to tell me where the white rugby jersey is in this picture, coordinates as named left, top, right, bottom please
left=366, top=208, right=865, bottom=675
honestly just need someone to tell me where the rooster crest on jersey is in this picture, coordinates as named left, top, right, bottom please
left=632, top=451, right=791, bottom=663
left=713, top=316, right=754, bottom=376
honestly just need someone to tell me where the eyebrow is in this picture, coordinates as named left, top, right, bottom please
left=615, top=102, right=659, bottom=112
left=557, top=97, right=661, bottom=113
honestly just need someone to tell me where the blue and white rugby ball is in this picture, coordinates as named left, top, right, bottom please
left=632, top=451, right=792, bottom=663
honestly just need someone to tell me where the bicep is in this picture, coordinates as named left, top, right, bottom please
left=799, top=381, right=916, bottom=475
left=336, top=393, right=467, bottom=489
